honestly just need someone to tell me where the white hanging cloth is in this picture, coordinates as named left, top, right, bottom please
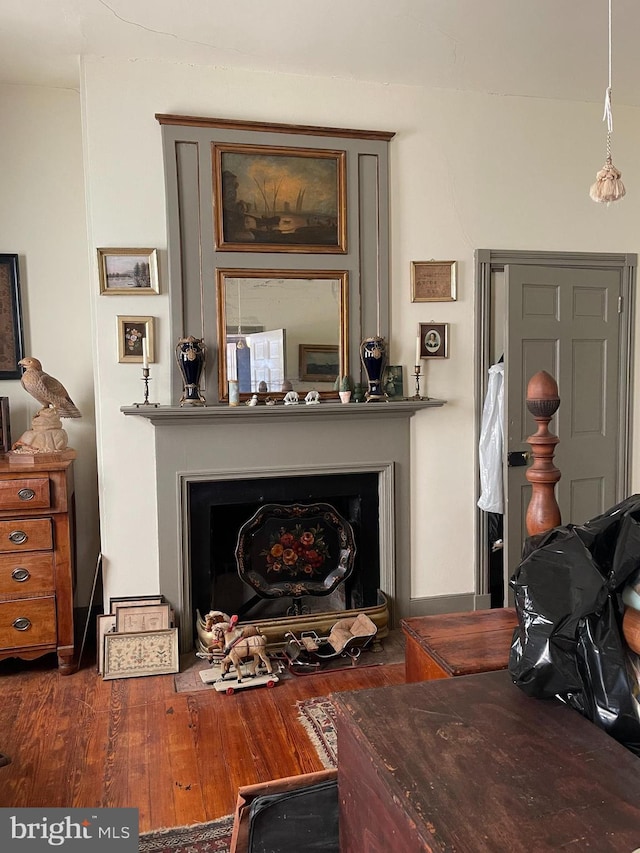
left=477, top=362, right=504, bottom=514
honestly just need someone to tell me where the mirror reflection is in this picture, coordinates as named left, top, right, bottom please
left=217, top=270, right=348, bottom=399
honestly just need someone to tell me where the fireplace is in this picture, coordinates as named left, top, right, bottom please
left=122, top=400, right=444, bottom=650
left=188, top=471, right=381, bottom=624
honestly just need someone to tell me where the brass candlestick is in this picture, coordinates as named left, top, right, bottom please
left=412, top=365, right=424, bottom=400
left=134, top=367, right=159, bottom=408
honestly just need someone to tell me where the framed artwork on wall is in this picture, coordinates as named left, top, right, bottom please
left=299, top=344, right=340, bottom=383
left=117, top=316, right=155, bottom=364
left=0, top=254, right=24, bottom=379
left=411, top=261, right=457, bottom=303
left=98, top=248, right=160, bottom=295
left=419, top=323, right=449, bottom=358
left=0, top=397, right=11, bottom=453
left=213, top=143, right=347, bottom=253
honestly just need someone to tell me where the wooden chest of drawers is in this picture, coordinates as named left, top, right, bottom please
left=0, top=454, right=76, bottom=674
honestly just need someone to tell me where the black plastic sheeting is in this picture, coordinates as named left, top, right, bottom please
left=509, top=494, right=640, bottom=756
left=247, top=778, right=338, bottom=853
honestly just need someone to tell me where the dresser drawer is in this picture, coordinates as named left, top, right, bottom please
left=0, top=553, right=55, bottom=598
left=0, top=518, right=53, bottom=553
left=0, top=478, right=51, bottom=511
left=0, top=597, right=57, bottom=648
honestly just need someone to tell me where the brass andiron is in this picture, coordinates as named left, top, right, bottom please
left=525, top=370, right=561, bottom=536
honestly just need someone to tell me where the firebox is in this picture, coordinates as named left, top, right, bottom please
left=188, top=472, right=380, bottom=629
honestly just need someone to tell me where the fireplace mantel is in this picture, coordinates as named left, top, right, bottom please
left=125, top=397, right=446, bottom=649
left=121, top=398, right=445, bottom=425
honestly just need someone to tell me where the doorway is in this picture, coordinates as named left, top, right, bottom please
left=475, top=249, right=636, bottom=606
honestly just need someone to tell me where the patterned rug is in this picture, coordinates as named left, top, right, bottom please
left=296, top=696, right=338, bottom=769
left=138, top=813, right=234, bottom=852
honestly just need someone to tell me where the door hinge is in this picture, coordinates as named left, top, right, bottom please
left=618, top=295, right=624, bottom=313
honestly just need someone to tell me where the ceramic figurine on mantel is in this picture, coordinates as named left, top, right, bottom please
left=175, top=335, right=207, bottom=406
left=359, top=336, right=388, bottom=402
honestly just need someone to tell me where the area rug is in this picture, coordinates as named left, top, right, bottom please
left=138, top=813, right=234, bottom=852
left=296, top=696, right=338, bottom=769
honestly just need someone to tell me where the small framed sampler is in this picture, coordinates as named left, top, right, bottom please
left=419, top=323, right=449, bottom=359
left=411, top=261, right=457, bottom=303
left=102, top=628, right=179, bottom=680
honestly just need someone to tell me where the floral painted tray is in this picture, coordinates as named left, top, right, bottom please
left=235, top=502, right=356, bottom=599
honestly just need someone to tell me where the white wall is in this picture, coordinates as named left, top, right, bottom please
left=0, top=83, right=100, bottom=605
left=78, top=58, right=640, bottom=609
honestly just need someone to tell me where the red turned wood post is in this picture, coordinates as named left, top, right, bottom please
left=525, top=370, right=561, bottom=536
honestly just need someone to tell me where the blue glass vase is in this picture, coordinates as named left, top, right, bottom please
left=176, top=336, right=207, bottom=406
left=359, top=336, right=387, bottom=402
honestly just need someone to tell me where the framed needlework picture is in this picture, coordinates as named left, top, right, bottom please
left=419, top=323, right=449, bottom=359
left=411, top=261, right=457, bottom=303
left=117, top=316, right=155, bottom=364
left=0, top=254, right=25, bottom=379
left=213, top=143, right=347, bottom=253
left=102, top=628, right=179, bottom=680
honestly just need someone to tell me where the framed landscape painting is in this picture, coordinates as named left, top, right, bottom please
left=98, top=248, right=159, bottom=295
left=299, top=344, right=340, bottom=383
left=213, top=143, right=347, bottom=253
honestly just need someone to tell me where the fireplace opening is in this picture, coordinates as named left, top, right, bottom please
left=188, top=472, right=380, bottom=632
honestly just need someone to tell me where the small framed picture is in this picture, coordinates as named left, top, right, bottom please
left=0, top=397, right=11, bottom=454
left=115, top=603, right=172, bottom=634
left=103, top=628, right=179, bottom=680
left=419, top=323, right=449, bottom=359
left=96, top=614, right=116, bottom=675
left=0, top=254, right=25, bottom=379
left=411, top=261, right=457, bottom=303
left=117, top=316, right=155, bottom=364
left=109, top=595, right=165, bottom=614
left=383, top=366, right=404, bottom=399
left=97, top=248, right=160, bottom=295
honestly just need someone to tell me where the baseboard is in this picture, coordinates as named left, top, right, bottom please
left=406, top=592, right=491, bottom=618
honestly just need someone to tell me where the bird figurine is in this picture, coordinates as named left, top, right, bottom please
left=18, top=357, right=81, bottom=418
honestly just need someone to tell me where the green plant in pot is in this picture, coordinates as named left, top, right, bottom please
left=337, top=375, right=354, bottom=403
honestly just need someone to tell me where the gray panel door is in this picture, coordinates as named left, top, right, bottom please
left=504, top=264, right=621, bottom=592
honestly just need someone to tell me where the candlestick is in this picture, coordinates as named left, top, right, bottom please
left=133, top=365, right=159, bottom=407
left=412, top=364, right=425, bottom=401
left=142, top=337, right=149, bottom=369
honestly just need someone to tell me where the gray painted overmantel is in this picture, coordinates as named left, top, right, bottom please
left=123, top=399, right=445, bottom=648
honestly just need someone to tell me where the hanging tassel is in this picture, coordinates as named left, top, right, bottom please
left=590, top=155, right=626, bottom=204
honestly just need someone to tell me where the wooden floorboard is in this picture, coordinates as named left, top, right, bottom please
left=0, top=638, right=406, bottom=832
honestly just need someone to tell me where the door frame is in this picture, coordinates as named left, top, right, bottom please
left=474, top=249, right=637, bottom=604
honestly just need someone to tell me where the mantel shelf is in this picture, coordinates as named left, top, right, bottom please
left=121, top=398, right=446, bottom=426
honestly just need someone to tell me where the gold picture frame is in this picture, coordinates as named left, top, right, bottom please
left=117, top=316, right=155, bottom=364
left=213, top=143, right=347, bottom=253
left=98, top=248, right=160, bottom=295
left=96, top=614, right=116, bottom=675
left=102, top=628, right=179, bottom=680
left=411, top=261, right=457, bottom=303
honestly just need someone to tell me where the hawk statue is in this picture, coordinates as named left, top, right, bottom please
left=18, top=357, right=81, bottom=419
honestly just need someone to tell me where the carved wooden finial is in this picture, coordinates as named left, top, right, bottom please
left=525, top=370, right=561, bottom=536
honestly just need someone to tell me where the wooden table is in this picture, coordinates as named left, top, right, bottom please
left=334, top=670, right=640, bottom=852
left=401, top=608, right=518, bottom=682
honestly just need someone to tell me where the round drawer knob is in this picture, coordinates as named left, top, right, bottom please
left=17, top=488, right=36, bottom=502
left=9, top=530, right=28, bottom=545
left=11, top=568, right=30, bottom=583
left=12, top=617, right=31, bottom=632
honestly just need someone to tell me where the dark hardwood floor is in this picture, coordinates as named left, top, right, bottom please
left=0, top=639, right=406, bottom=832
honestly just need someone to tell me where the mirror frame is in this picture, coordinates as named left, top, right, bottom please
left=216, top=268, right=349, bottom=401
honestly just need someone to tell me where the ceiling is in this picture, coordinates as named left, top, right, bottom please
left=2, top=0, right=639, bottom=107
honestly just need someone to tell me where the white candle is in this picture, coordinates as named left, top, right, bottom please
left=416, top=335, right=421, bottom=365
left=142, top=337, right=149, bottom=369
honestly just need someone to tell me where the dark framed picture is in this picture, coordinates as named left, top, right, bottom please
left=419, top=323, right=449, bottom=359
left=299, top=344, right=340, bottom=383
left=411, top=261, right=457, bottom=303
left=0, top=254, right=25, bottom=379
left=213, top=143, right=347, bottom=253
left=383, top=366, right=404, bottom=399
left=98, top=248, right=159, bottom=295
left=117, top=316, right=155, bottom=364
left=0, top=397, right=11, bottom=453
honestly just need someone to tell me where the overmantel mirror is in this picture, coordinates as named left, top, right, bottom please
left=156, top=115, right=393, bottom=404
left=217, top=268, right=348, bottom=400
